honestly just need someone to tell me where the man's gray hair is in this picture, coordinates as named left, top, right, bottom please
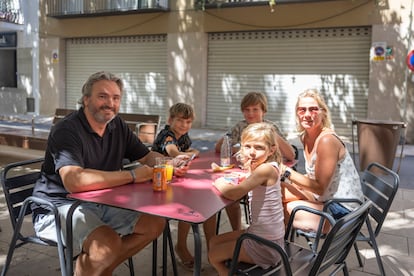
left=77, top=71, right=124, bottom=107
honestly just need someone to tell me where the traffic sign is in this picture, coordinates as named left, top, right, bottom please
left=407, top=50, right=414, bottom=71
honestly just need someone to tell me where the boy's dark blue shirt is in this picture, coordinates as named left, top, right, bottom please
left=152, top=125, right=192, bottom=155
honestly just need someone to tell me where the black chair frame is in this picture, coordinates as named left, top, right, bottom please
left=229, top=201, right=372, bottom=276
left=293, top=162, right=399, bottom=276
left=1, top=158, right=139, bottom=276
left=0, top=158, right=67, bottom=276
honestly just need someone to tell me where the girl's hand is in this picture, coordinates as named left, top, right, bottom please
left=235, top=171, right=250, bottom=183
left=173, top=164, right=188, bottom=177
left=173, top=154, right=195, bottom=168
left=212, top=176, right=231, bottom=191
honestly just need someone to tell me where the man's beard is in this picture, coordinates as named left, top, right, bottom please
left=88, top=105, right=116, bottom=124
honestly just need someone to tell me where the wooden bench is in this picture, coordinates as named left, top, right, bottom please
left=53, top=108, right=161, bottom=145
left=0, top=108, right=161, bottom=151
left=0, top=126, right=49, bottom=151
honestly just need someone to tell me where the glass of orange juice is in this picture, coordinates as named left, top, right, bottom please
left=164, top=157, right=174, bottom=183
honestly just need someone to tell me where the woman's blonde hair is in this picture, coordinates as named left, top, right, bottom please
left=295, top=89, right=332, bottom=132
left=240, top=122, right=282, bottom=165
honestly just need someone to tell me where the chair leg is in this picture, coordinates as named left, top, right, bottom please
left=216, top=210, right=222, bottom=235
left=353, top=243, right=364, bottom=267
left=366, top=218, right=386, bottom=276
left=372, top=246, right=386, bottom=276
left=1, top=217, right=23, bottom=276
left=368, top=238, right=386, bottom=276
left=342, top=262, right=350, bottom=276
left=243, top=200, right=250, bottom=224
left=128, top=257, right=135, bottom=276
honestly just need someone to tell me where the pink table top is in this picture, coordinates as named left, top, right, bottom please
left=68, top=151, right=234, bottom=224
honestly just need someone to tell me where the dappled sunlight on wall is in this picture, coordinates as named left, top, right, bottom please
left=166, top=2, right=204, bottom=110
left=369, top=5, right=413, bottom=142
left=18, top=75, right=32, bottom=96
left=216, top=73, right=367, bottom=135
left=121, top=72, right=165, bottom=114
left=39, top=38, right=59, bottom=115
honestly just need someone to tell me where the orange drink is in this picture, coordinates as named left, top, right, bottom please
left=164, top=157, right=174, bottom=183
left=152, top=165, right=167, bottom=192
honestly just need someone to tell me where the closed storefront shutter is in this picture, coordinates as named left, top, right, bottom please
left=66, top=35, right=167, bottom=117
left=207, top=27, right=371, bottom=137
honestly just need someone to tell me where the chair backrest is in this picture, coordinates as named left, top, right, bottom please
left=1, top=158, right=44, bottom=229
left=53, top=108, right=75, bottom=125
left=118, top=112, right=161, bottom=134
left=51, top=108, right=161, bottom=145
left=361, top=162, right=399, bottom=237
left=310, top=200, right=372, bottom=275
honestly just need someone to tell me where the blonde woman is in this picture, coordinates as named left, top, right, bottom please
left=280, top=89, right=363, bottom=232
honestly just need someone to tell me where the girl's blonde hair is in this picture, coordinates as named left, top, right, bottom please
left=295, top=89, right=332, bottom=133
left=240, top=122, right=282, bottom=165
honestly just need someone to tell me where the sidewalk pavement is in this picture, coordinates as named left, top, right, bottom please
left=0, top=126, right=414, bottom=275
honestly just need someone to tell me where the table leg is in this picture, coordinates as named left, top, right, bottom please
left=152, top=238, right=157, bottom=276
left=166, top=221, right=178, bottom=276
left=191, top=224, right=202, bottom=276
left=66, top=201, right=82, bottom=276
left=161, top=221, right=178, bottom=276
left=162, top=227, right=167, bottom=276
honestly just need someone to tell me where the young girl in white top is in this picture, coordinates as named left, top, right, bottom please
left=209, top=122, right=285, bottom=276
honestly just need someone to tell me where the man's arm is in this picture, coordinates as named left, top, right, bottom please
left=59, top=165, right=153, bottom=193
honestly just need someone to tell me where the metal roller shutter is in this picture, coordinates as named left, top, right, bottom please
left=207, top=27, right=371, bottom=137
left=66, top=35, right=167, bottom=117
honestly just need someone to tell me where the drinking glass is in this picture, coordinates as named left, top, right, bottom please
left=164, top=157, right=174, bottom=183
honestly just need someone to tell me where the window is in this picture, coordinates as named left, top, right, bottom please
left=0, top=32, right=17, bottom=88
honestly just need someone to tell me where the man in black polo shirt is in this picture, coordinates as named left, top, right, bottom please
left=32, top=71, right=187, bottom=275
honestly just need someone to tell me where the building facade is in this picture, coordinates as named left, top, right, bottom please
left=1, top=0, right=413, bottom=143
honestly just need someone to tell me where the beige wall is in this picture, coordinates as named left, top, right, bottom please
left=38, top=0, right=414, bottom=142
left=167, top=32, right=208, bottom=127
left=39, top=37, right=65, bottom=116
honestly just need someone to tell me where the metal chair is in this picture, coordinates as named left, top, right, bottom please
left=0, top=158, right=138, bottom=276
left=350, top=162, right=399, bottom=275
left=0, top=158, right=67, bottom=276
left=293, top=162, right=399, bottom=276
left=229, top=201, right=372, bottom=276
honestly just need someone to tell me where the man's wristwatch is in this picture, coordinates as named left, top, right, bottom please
left=129, top=169, right=136, bottom=183
left=281, top=168, right=291, bottom=183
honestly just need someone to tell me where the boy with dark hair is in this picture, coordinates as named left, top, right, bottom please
left=153, top=103, right=213, bottom=271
